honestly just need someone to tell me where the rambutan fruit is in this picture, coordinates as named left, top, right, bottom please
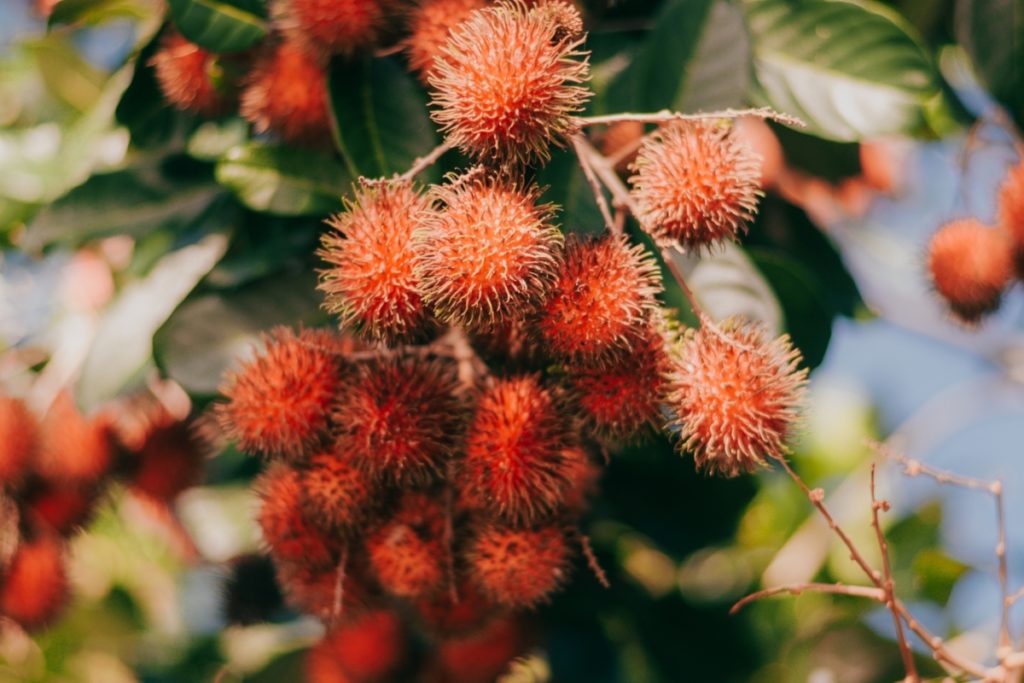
left=150, top=30, right=233, bottom=116
left=405, top=0, right=487, bottom=80
left=333, top=355, right=462, bottom=484
left=629, top=121, right=762, bottom=250
left=240, top=41, right=332, bottom=146
left=366, top=491, right=447, bottom=598
left=319, top=181, right=435, bottom=344
left=273, top=0, right=384, bottom=58
left=467, top=523, right=570, bottom=608
left=276, top=556, right=375, bottom=620
left=558, top=446, right=600, bottom=516
left=35, top=392, right=112, bottom=484
left=310, top=609, right=408, bottom=682
left=732, top=116, right=784, bottom=189
left=459, top=376, right=574, bottom=525
left=415, top=175, right=562, bottom=328
left=23, top=480, right=99, bottom=536
left=599, top=120, right=644, bottom=173
left=299, top=446, right=376, bottom=533
left=255, top=465, right=340, bottom=569
left=129, top=418, right=205, bottom=503
left=431, top=615, right=530, bottom=683
left=0, top=396, right=37, bottom=487
left=218, top=327, right=342, bottom=461
left=0, top=531, right=68, bottom=630
left=222, top=553, right=284, bottom=626
left=667, top=320, right=807, bottom=477
left=997, top=159, right=1024, bottom=274
left=927, top=219, right=1015, bottom=324
left=415, top=579, right=497, bottom=636
left=535, top=233, right=661, bottom=363
left=428, top=0, right=591, bottom=163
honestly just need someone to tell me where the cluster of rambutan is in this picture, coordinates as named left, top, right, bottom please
left=0, top=391, right=205, bottom=632
left=927, top=157, right=1024, bottom=324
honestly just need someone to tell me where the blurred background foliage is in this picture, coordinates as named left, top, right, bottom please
left=1, top=0, right=1024, bottom=680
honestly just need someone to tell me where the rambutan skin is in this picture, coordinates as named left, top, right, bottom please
left=998, top=160, right=1024, bottom=274
left=415, top=176, right=562, bottom=328
left=35, top=392, right=113, bottom=484
left=0, top=396, right=37, bottom=487
left=334, top=356, right=463, bottom=484
left=23, top=480, right=99, bottom=536
left=299, top=446, right=376, bottom=533
left=667, top=321, right=807, bottom=477
left=535, top=233, right=662, bottom=363
left=927, top=219, right=1015, bottom=323
left=128, top=418, right=205, bottom=503
left=459, top=375, right=574, bottom=525
left=308, top=609, right=408, bottom=683
left=630, top=121, right=762, bottom=250
left=415, top=579, right=497, bottom=636
left=467, top=524, right=571, bottom=608
left=274, top=0, right=384, bottom=58
left=405, top=0, right=488, bottom=80
left=218, top=327, right=342, bottom=461
left=430, top=615, right=530, bottom=683
left=428, top=0, right=591, bottom=163
left=255, top=465, right=340, bottom=569
left=151, top=30, right=232, bottom=116
left=275, top=556, right=375, bottom=621
left=240, top=41, right=332, bottom=146
left=365, top=491, right=446, bottom=598
left=319, top=182, right=435, bottom=344
left=0, top=532, right=68, bottom=630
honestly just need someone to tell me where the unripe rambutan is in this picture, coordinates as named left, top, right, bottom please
left=460, top=376, right=574, bottom=525
left=319, top=182, right=435, bottom=344
left=535, top=234, right=661, bottom=362
left=240, top=41, right=332, bottom=146
left=467, top=524, right=570, bottom=607
left=300, top=446, right=376, bottom=533
left=150, top=30, right=232, bottom=116
left=405, top=0, right=488, bottom=80
left=668, top=321, right=807, bottom=477
left=35, top=392, right=112, bottom=484
left=366, top=491, right=446, bottom=598
left=0, top=396, right=37, bottom=487
left=431, top=615, right=530, bottom=683
left=23, top=480, right=99, bottom=536
left=415, top=579, right=497, bottom=635
left=630, top=121, right=762, bottom=249
left=927, top=219, right=1015, bottom=324
left=310, top=609, right=408, bottom=682
left=334, top=356, right=462, bottom=484
left=273, top=0, right=384, bottom=58
left=255, top=465, right=340, bottom=569
left=428, top=0, right=591, bottom=163
left=0, top=532, right=68, bottom=630
left=416, top=176, right=562, bottom=328
left=218, top=327, right=342, bottom=461
left=998, top=159, right=1024, bottom=274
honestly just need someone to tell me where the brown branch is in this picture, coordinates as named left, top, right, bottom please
left=396, top=140, right=454, bottom=182
left=570, top=134, right=619, bottom=234
left=330, top=547, right=348, bottom=625
left=575, top=107, right=805, bottom=129
left=730, top=582, right=885, bottom=615
left=579, top=533, right=610, bottom=589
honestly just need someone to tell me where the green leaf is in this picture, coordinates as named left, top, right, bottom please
left=153, top=271, right=325, bottom=396
left=187, top=118, right=249, bottom=161
left=328, top=56, right=440, bottom=181
left=76, top=231, right=229, bottom=410
left=956, top=0, right=1024, bottom=130
left=744, top=0, right=949, bottom=141
left=24, top=36, right=107, bottom=112
left=683, top=243, right=782, bottom=332
left=215, top=142, right=351, bottom=216
left=536, top=146, right=605, bottom=236
left=166, top=0, right=267, bottom=54
left=48, top=0, right=154, bottom=28
left=913, top=548, right=969, bottom=605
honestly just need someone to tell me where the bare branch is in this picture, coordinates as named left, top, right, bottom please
left=730, top=582, right=885, bottom=615
left=396, top=140, right=454, bottom=182
left=579, top=533, right=610, bottom=589
left=575, top=107, right=805, bottom=129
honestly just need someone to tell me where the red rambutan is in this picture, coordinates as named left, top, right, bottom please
left=667, top=320, right=807, bottom=477
left=630, top=121, right=762, bottom=250
left=276, top=555, right=375, bottom=621
left=24, top=480, right=99, bottom=536
left=0, top=396, right=37, bottom=487
left=428, top=0, right=591, bottom=163
left=35, top=392, right=112, bottom=484
left=129, top=417, right=205, bottom=503
left=309, top=609, right=408, bottom=682
left=997, top=159, right=1024, bottom=274
left=415, top=175, right=562, bottom=328
left=460, top=376, right=574, bottom=525
left=255, top=465, right=340, bottom=569
left=273, top=0, right=384, bottom=58
left=300, top=446, right=376, bottom=533
left=319, top=181, right=435, bottom=344
left=240, top=41, right=332, bottom=146
left=366, top=491, right=447, bottom=598
left=415, top=579, right=497, bottom=636
left=558, top=446, right=600, bottom=516
left=218, top=327, right=342, bottom=461
left=0, top=531, right=68, bottom=630
left=535, top=233, right=662, bottom=362
left=927, top=219, right=1015, bottom=324
left=334, top=356, right=462, bottom=484
left=405, top=0, right=488, bottom=80
left=150, top=30, right=233, bottom=116
left=467, top=523, right=570, bottom=607
left=431, top=615, right=530, bottom=683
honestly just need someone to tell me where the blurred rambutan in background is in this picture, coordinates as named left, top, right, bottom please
left=405, top=0, right=488, bottom=80
left=151, top=29, right=234, bottom=116
left=467, top=524, right=571, bottom=607
left=240, top=41, right=332, bottom=146
left=927, top=218, right=1015, bottom=324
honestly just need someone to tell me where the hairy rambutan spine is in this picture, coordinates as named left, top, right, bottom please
left=0, top=396, right=37, bottom=487
left=432, top=615, right=530, bottom=683
left=927, top=219, right=1015, bottom=324
left=319, top=181, right=435, bottom=344
left=255, top=465, right=340, bottom=569
left=300, top=445, right=376, bottom=533
left=428, top=0, right=591, bottom=163
left=668, top=321, right=807, bottom=477
left=365, top=491, right=447, bottom=598
left=405, top=0, right=488, bottom=80
left=307, top=609, right=408, bottom=682
left=240, top=41, right=332, bottom=146
left=467, top=524, right=571, bottom=607
left=415, top=175, right=562, bottom=328
left=630, top=121, right=762, bottom=250
left=151, top=29, right=232, bottom=116
left=273, top=0, right=385, bottom=58
left=0, top=531, right=68, bottom=630
left=35, top=392, right=112, bottom=484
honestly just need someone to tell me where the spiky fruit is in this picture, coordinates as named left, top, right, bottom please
left=998, top=160, right=1024, bottom=274
left=151, top=30, right=231, bottom=116
left=275, top=556, right=374, bottom=621
left=559, top=446, right=600, bottom=515
left=334, top=356, right=461, bottom=484
left=535, top=234, right=661, bottom=362
left=366, top=491, right=446, bottom=598
left=319, top=182, right=435, bottom=343
left=416, top=176, right=561, bottom=328
left=218, top=327, right=342, bottom=461
left=126, top=414, right=205, bottom=503
left=35, top=392, right=112, bottom=484
left=432, top=615, right=530, bottom=683
left=429, top=0, right=591, bottom=163
left=255, top=465, right=339, bottom=569
left=630, top=121, right=762, bottom=249
left=23, top=480, right=98, bottom=536
left=311, top=610, right=407, bottom=682
left=300, top=446, right=376, bottom=533
left=274, top=0, right=384, bottom=58
left=668, top=321, right=807, bottom=477
left=222, top=553, right=284, bottom=626
left=240, top=42, right=331, bottom=146
left=0, top=396, right=37, bottom=487
left=405, top=0, right=488, bottom=80
left=927, top=219, right=1015, bottom=324
left=0, top=532, right=67, bottom=630
left=460, top=376, right=573, bottom=525
left=467, top=524, right=570, bottom=607
left=415, top=580, right=497, bottom=636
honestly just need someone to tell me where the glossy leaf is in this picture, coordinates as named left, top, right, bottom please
left=166, top=0, right=267, bottom=54
left=683, top=243, right=782, bottom=333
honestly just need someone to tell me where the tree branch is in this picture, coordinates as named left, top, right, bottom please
left=730, top=582, right=885, bottom=615
left=575, top=107, right=805, bottom=129
left=396, top=140, right=454, bottom=182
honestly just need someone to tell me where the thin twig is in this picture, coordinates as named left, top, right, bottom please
left=575, top=107, right=805, bottom=129
left=579, top=533, right=610, bottom=589
left=396, top=140, right=454, bottom=182
left=330, top=547, right=348, bottom=625
left=730, top=582, right=885, bottom=615
left=570, top=134, right=619, bottom=234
